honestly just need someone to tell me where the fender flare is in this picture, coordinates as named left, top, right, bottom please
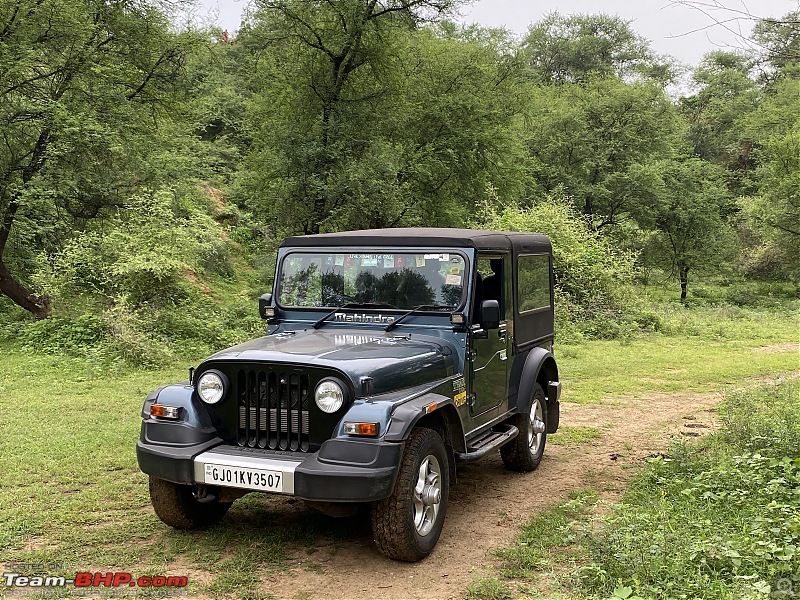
left=383, top=393, right=466, bottom=452
left=512, top=347, right=560, bottom=432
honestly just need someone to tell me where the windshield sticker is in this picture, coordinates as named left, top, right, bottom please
left=383, top=255, right=394, bottom=268
left=416, top=255, right=425, bottom=267
left=362, top=256, right=378, bottom=267
left=445, top=274, right=462, bottom=286
left=424, top=253, right=450, bottom=261
left=335, top=255, right=344, bottom=266
left=395, top=256, right=404, bottom=268
left=450, top=266, right=460, bottom=274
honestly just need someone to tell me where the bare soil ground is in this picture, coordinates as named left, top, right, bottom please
left=251, top=391, right=723, bottom=600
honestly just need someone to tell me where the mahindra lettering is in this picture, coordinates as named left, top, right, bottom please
left=137, top=229, right=561, bottom=562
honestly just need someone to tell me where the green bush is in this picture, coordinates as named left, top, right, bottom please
left=37, top=186, right=230, bottom=305
left=18, top=313, right=107, bottom=355
left=474, top=193, right=659, bottom=340
left=720, top=380, right=800, bottom=457
left=18, top=185, right=262, bottom=366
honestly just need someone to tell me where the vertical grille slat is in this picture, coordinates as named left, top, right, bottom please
left=237, top=367, right=310, bottom=452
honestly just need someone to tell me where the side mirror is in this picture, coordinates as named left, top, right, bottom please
left=480, top=300, right=500, bottom=330
left=259, top=293, right=274, bottom=320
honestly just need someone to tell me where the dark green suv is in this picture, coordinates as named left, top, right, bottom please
left=137, top=228, right=561, bottom=562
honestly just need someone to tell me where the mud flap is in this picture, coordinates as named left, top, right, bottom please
left=547, top=381, right=561, bottom=434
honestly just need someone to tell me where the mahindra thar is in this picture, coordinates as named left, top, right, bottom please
left=137, top=228, right=561, bottom=562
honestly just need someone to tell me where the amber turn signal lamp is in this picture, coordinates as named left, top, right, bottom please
left=343, top=422, right=379, bottom=437
left=150, top=405, right=181, bottom=420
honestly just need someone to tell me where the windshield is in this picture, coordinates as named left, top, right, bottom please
left=278, top=251, right=468, bottom=310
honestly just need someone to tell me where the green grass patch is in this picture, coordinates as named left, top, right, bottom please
left=496, top=491, right=598, bottom=579
left=485, top=380, right=800, bottom=600
left=558, top=302, right=798, bottom=404
left=548, top=426, right=603, bottom=446
left=466, top=576, right=514, bottom=600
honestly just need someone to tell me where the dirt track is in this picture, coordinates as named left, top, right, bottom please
left=246, top=391, right=723, bottom=600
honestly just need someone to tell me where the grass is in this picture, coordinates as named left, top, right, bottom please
left=558, top=302, right=799, bottom=404
left=477, top=380, right=800, bottom=600
left=548, top=426, right=604, bottom=446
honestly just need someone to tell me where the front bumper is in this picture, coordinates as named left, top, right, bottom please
left=137, top=436, right=403, bottom=503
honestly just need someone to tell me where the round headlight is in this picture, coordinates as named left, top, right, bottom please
left=197, top=371, right=226, bottom=404
left=315, top=380, right=345, bottom=414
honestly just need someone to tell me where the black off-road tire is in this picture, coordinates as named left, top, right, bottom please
left=149, top=476, right=231, bottom=529
left=501, top=383, right=548, bottom=472
left=371, top=427, right=450, bottom=562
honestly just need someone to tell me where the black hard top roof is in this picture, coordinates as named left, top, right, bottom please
left=280, top=228, right=551, bottom=253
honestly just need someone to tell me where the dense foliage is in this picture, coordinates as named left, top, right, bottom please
left=0, top=0, right=798, bottom=360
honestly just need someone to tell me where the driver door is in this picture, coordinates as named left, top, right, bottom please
left=469, top=254, right=510, bottom=420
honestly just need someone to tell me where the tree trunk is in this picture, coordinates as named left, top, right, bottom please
left=0, top=127, right=53, bottom=318
left=0, top=259, right=51, bottom=318
left=679, top=262, right=689, bottom=305
left=584, top=195, right=594, bottom=230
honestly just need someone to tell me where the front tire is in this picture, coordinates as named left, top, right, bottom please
left=501, top=383, right=548, bottom=472
left=149, top=476, right=231, bottom=529
left=371, top=427, right=450, bottom=562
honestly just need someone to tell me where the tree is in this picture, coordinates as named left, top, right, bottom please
left=521, top=12, right=674, bottom=85
left=680, top=51, right=761, bottom=180
left=517, top=13, right=682, bottom=229
left=0, top=0, right=196, bottom=317
left=238, top=0, right=465, bottom=235
left=628, top=158, right=736, bottom=302
left=522, top=77, right=682, bottom=229
left=734, top=74, right=800, bottom=283
left=235, top=5, right=524, bottom=235
left=751, top=10, right=800, bottom=78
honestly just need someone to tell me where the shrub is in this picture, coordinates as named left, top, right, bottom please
left=720, top=380, right=800, bottom=457
left=21, top=185, right=261, bottom=365
left=18, top=313, right=107, bottom=355
left=473, top=192, right=657, bottom=339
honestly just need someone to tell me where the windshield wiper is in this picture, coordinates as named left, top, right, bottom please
left=385, top=304, right=452, bottom=332
left=312, top=303, right=397, bottom=329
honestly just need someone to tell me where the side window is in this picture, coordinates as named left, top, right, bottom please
left=517, top=254, right=551, bottom=313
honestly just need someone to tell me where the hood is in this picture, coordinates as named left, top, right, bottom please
left=201, top=329, right=456, bottom=395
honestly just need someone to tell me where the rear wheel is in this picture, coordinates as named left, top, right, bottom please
left=501, top=383, right=547, bottom=472
left=149, top=476, right=231, bottom=529
left=371, top=427, right=449, bottom=562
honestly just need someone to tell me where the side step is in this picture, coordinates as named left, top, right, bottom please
left=455, top=424, right=519, bottom=463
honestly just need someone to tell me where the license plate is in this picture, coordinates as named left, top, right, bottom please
left=203, top=463, right=284, bottom=492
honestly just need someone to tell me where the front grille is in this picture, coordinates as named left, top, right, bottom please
left=236, top=369, right=310, bottom=451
